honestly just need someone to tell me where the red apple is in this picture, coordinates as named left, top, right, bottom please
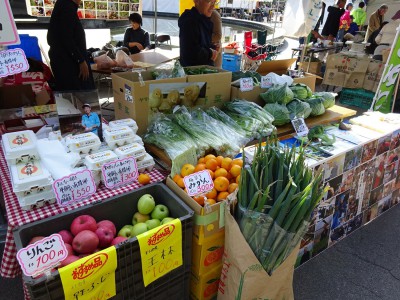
left=59, top=255, right=80, bottom=267
left=58, top=230, right=74, bottom=244
left=95, top=227, right=114, bottom=248
left=28, top=236, right=45, bottom=245
left=72, top=230, right=99, bottom=254
left=70, top=215, right=97, bottom=236
left=111, top=236, right=128, bottom=246
left=64, top=243, right=74, bottom=256
left=97, top=220, right=116, bottom=237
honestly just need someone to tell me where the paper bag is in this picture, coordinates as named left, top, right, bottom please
left=343, top=56, right=370, bottom=89
left=322, top=54, right=348, bottom=87
left=363, top=60, right=384, bottom=92
left=218, top=209, right=300, bottom=300
left=115, top=50, right=134, bottom=68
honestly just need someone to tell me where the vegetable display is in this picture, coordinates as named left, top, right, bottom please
left=260, top=83, right=294, bottom=105
left=231, top=71, right=262, bottom=86
left=306, top=97, right=326, bottom=117
left=286, top=99, right=312, bottom=119
left=289, top=83, right=312, bottom=100
left=313, top=92, right=336, bottom=109
left=184, top=67, right=219, bottom=75
left=263, top=103, right=291, bottom=126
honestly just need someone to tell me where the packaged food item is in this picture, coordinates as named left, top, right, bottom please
left=84, top=150, right=118, bottom=171
left=103, top=126, right=136, bottom=149
left=109, top=118, right=138, bottom=134
left=2, top=130, right=39, bottom=165
left=65, top=132, right=101, bottom=154
left=133, top=135, right=144, bottom=145
left=17, top=189, right=56, bottom=211
left=136, top=153, right=155, bottom=172
left=114, top=143, right=146, bottom=161
left=48, top=131, right=62, bottom=141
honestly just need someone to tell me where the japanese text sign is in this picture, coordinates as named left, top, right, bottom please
left=53, top=169, right=97, bottom=206
left=0, top=48, right=29, bottom=78
left=240, top=77, right=254, bottom=92
left=0, top=0, right=20, bottom=45
left=101, top=157, right=138, bottom=189
left=261, top=76, right=273, bottom=88
left=17, top=234, right=67, bottom=277
left=137, top=219, right=183, bottom=287
left=183, top=170, right=214, bottom=197
left=59, top=246, right=117, bottom=300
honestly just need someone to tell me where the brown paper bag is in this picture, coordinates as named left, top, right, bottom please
left=363, top=60, right=384, bottom=92
left=343, top=56, right=370, bottom=89
left=218, top=209, right=300, bottom=300
left=322, top=54, right=348, bottom=87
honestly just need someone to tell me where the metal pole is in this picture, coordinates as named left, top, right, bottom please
left=154, top=0, right=158, bottom=40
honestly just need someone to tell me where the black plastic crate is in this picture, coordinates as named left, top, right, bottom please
left=13, top=183, right=194, bottom=300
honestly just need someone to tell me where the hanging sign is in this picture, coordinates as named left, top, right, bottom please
left=0, top=48, right=30, bottom=78
left=101, top=157, right=138, bottom=189
left=0, top=0, right=20, bottom=45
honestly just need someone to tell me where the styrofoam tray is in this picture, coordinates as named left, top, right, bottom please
left=137, top=153, right=155, bottom=172
left=114, top=143, right=146, bottom=161
left=103, top=126, right=135, bottom=143
left=65, top=132, right=101, bottom=154
left=17, top=189, right=56, bottom=211
left=84, top=150, right=118, bottom=170
left=9, top=161, right=53, bottom=193
left=109, top=118, right=138, bottom=134
left=2, top=130, right=39, bottom=165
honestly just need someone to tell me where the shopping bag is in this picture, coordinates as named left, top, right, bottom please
left=343, top=56, right=369, bottom=89
left=218, top=208, right=300, bottom=300
left=363, top=60, right=384, bottom=92
left=115, top=50, right=134, bottom=68
left=322, top=53, right=347, bottom=87
left=94, top=53, right=117, bottom=69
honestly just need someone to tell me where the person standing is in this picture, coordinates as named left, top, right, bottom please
left=123, top=13, right=150, bottom=54
left=366, top=4, right=388, bottom=41
left=374, top=10, right=400, bottom=46
left=321, top=0, right=346, bottom=41
left=179, top=0, right=218, bottom=67
left=350, top=2, right=367, bottom=31
left=81, top=103, right=100, bottom=136
left=47, top=0, right=95, bottom=91
left=337, top=3, right=353, bottom=42
left=210, top=9, right=222, bottom=68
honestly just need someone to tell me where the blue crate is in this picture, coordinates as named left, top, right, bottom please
left=8, top=34, right=42, bottom=62
left=222, top=53, right=241, bottom=72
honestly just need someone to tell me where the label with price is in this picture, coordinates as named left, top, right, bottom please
left=137, top=218, right=182, bottom=287
left=16, top=234, right=67, bottom=277
left=0, top=48, right=29, bottom=78
left=101, top=157, right=138, bottom=189
left=291, top=117, right=309, bottom=137
left=53, top=169, right=97, bottom=207
left=59, top=246, right=117, bottom=300
left=261, top=75, right=273, bottom=88
left=183, top=170, right=214, bottom=197
left=239, top=77, right=254, bottom=92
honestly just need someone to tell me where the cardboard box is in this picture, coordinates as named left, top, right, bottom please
left=192, top=231, right=224, bottom=276
left=0, top=85, right=35, bottom=109
left=166, top=177, right=225, bottom=243
left=230, top=85, right=267, bottom=106
left=298, top=61, right=322, bottom=75
left=191, top=265, right=223, bottom=300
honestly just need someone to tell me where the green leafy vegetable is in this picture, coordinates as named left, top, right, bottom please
left=307, top=125, right=336, bottom=146
left=313, top=92, right=336, bottom=109
left=286, top=99, right=312, bottom=119
left=289, top=84, right=310, bottom=100
left=260, top=83, right=294, bottom=105
left=306, top=97, right=325, bottom=116
left=263, top=103, right=291, bottom=126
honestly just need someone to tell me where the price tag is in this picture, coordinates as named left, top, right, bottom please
left=291, top=117, right=309, bottom=137
left=239, top=77, right=254, bottom=92
left=101, top=157, right=138, bottom=189
left=16, top=234, right=67, bottom=277
left=53, top=169, right=97, bottom=206
left=183, top=170, right=214, bottom=197
left=59, top=246, right=117, bottom=300
left=261, top=75, right=273, bottom=88
left=0, top=48, right=29, bottom=78
left=137, top=219, right=183, bottom=287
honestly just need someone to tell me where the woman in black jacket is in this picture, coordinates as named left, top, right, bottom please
left=123, top=13, right=150, bottom=54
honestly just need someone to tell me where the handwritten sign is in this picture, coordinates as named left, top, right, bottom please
left=291, top=117, right=309, bottom=137
left=261, top=75, right=273, bottom=88
left=59, top=247, right=117, bottom=300
left=53, top=169, right=97, bottom=206
left=0, top=48, right=29, bottom=78
left=0, top=0, right=20, bottom=45
left=101, top=157, right=138, bottom=189
left=239, top=77, right=254, bottom=92
left=137, top=219, right=182, bottom=287
left=183, top=170, right=214, bottom=197
left=16, top=234, right=67, bottom=277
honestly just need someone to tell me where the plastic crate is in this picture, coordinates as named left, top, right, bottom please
left=222, top=53, right=241, bottom=72
left=13, top=183, right=194, bottom=300
left=8, top=34, right=42, bottom=62
left=339, top=88, right=375, bottom=110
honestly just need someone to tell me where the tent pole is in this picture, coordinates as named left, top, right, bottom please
left=154, top=0, right=158, bottom=41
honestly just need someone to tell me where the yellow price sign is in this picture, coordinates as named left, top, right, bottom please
left=59, top=246, right=117, bottom=300
left=137, top=218, right=183, bottom=287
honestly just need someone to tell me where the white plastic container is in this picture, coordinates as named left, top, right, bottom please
left=84, top=150, right=118, bottom=171
left=2, top=130, right=39, bottom=165
left=17, top=189, right=56, bottom=211
left=9, top=161, right=53, bottom=195
left=103, top=126, right=135, bottom=142
left=65, top=132, right=101, bottom=154
left=109, top=119, right=138, bottom=134
left=114, top=143, right=146, bottom=161
left=137, top=153, right=155, bottom=172
left=48, top=131, right=62, bottom=141
left=133, top=135, right=144, bottom=145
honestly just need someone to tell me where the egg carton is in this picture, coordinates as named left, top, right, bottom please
left=103, top=126, right=135, bottom=143
left=84, top=150, right=118, bottom=171
left=105, top=137, right=137, bottom=150
left=133, top=135, right=143, bottom=146
left=114, top=143, right=146, bottom=161
left=17, top=189, right=56, bottom=211
left=48, top=131, right=62, bottom=141
left=109, top=118, right=138, bottom=134
left=137, top=153, right=155, bottom=172
left=2, top=130, right=40, bottom=165
left=65, top=132, right=101, bottom=154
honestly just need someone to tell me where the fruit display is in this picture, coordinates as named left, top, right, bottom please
left=173, top=154, right=243, bottom=206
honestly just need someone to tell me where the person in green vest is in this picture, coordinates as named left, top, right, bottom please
left=350, top=2, right=366, bottom=31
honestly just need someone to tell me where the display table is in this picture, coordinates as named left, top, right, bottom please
left=0, top=147, right=166, bottom=278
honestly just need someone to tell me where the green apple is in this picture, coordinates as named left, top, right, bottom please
left=132, top=212, right=150, bottom=225
left=131, top=223, right=148, bottom=236
left=118, top=225, right=134, bottom=238
left=151, top=204, right=169, bottom=221
left=160, top=217, right=175, bottom=225
left=145, top=219, right=161, bottom=230
left=137, top=194, right=156, bottom=215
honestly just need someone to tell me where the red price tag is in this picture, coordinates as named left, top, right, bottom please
left=183, top=170, right=214, bottom=197
left=53, top=169, right=97, bottom=206
left=16, top=234, right=67, bottom=277
left=0, top=48, right=29, bottom=78
left=240, top=77, right=254, bottom=92
left=101, top=157, right=138, bottom=189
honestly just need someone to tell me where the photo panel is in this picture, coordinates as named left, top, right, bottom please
left=372, top=153, right=387, bottom=190
left=390, top=129, right=400, bottom=150
left=296, top=242, right=314, bottom=268
left=317, top=196, right=336, bottom=220
left=331, top=190, right=350, bottom=230
left=329, top=222, right=348, bottom=247
left=383, top=179, right=395, bottom=199
left=313, top=214, right=333, bottom=256
left=376, top=134, right=391, bottom=156
left=391, top=189, right=400, bottom=207
left=369, top=185, right=384, bottom=207
left=341, top=169, right=355, bottom=193
left=361, top=139, right=378, bottom=164
left=345, top=213, right=363, bottom=235
left=377, top=195, right=392, bottom=216
left=345, top=190, right=358, bottom=221
left=343, top=146, right=362, bottom=173
left=383, top=162, right=398, bottom=185
left=325, top=174, right=343, bottom=199
left=323, top=154, right=345, bottom=181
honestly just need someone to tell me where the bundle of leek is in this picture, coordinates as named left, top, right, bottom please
left=237, top=138, right=327, bottom=274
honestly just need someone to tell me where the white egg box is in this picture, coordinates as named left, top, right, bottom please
left=84, top=150, right=118, bottom=171
left=103, top=126, right=135, bottom=143
left=109, top=118, right=138, bottom=134
left=114, top=143, right=146, bottom=161
left=17, top=189, right=56, bottom=211
left=137, top=153, right=155, bottom=172
left=9, top=161, right=54, bottom=194
left=105, top=137, right=137, bottom=150
left=48, top=131, right=62, bottom=141
left=65, top=132, right=101, bottom=154
left=2, top=130, right=40, bottom=165
left=133, top=135, right=144, bottom=146
left=90, top=169, right=102, bottom=187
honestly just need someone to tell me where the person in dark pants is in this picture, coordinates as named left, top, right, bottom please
left=47, top=0, right=94, bottom=91
left=179, top=0, right=218, bottom=67
left=123, top=13, right=150, bottom=54
left=321, top=0, right=346, bottom=40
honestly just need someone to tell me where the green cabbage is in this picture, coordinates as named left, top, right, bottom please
left=313, top=92, right=336, bottom=109
left=306, top=98, right=326, bottom=116
left=289, top=84, right=310, bottom=100
left=263, top=103, right=291, bottom=126
left=260, top=83, right=294, bottom=105
left=286, top=99, right=312, bottom=119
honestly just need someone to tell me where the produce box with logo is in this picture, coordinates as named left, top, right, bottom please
left=192, top=231, right=224, bottom=276
left=190, top=264, right=223, bottom=300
